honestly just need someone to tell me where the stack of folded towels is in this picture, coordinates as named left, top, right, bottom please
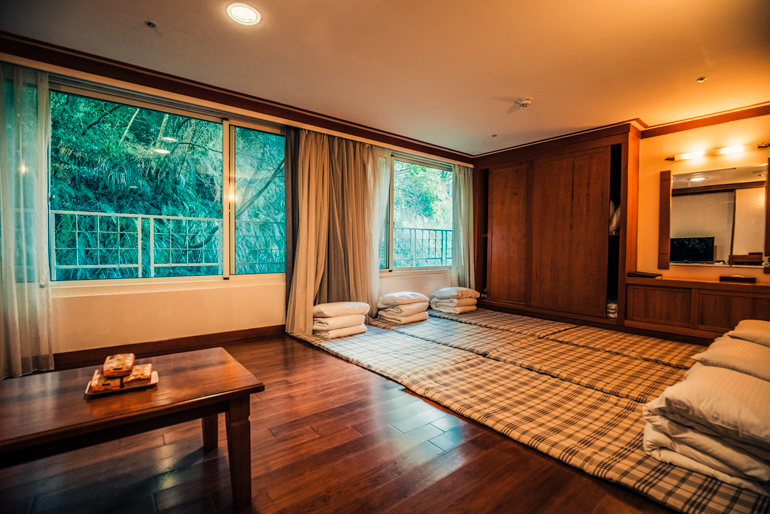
left=606, top=300, right=618, bottom=319
left=312, top=302, right=370, bottom=339
left=429, top=287, right=480, bottom=314
left=377, top=291, right=430, bottom=324
left=643, top=319, right=770, bottom=495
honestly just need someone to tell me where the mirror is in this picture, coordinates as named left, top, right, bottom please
left=658, top=161, right=769, bottom=271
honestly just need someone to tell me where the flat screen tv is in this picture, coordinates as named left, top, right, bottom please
left=670, top=237, right=715, bottom=263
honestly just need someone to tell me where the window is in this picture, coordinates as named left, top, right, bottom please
left=381, top=157, right=453, bottom=269
left=49, top=88, right=285, bottom=281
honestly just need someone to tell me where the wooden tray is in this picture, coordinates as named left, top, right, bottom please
left=85, top=371, right=159, bottom=396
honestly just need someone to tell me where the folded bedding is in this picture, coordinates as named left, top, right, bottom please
left=726, top=319, right=770, bottom=348
left=431, top=286, right=480, bottom=299
left=313, top=302, right=370, bottom=317
left=693, top=335, right=770, bottom=382
left=429, top=297, right=477, bottom=307
left=377, top=310, right=429, bottom=324
left=429, top=300, right=477, bottom=314
left=378, top=301, right=429, bottom=317
left=313, top=323, right=367, bottom=340
left=377, top=291, right=430, bottom=308
left=312, top=314, right=366, bottom=331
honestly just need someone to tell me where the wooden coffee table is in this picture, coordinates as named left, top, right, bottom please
left=0, top=347, right=264, bottom=506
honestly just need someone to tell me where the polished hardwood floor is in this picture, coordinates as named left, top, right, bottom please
left=1, top=335, right=673, bottom=513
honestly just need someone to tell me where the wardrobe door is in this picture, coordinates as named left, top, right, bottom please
left=487, top=163, right=529, bottom=303
left=530, top=147, right=610, bottom=317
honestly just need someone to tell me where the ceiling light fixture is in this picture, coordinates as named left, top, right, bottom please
left=696, top=77, right=707, bottom=83
left=717, top=145, right=745, bottom=155
left=227, top=3, right=261, bottom=25
left=516, top=97, right=533, bottom=108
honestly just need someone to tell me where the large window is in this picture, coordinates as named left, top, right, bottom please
left=381, top=157, right=453, bottom=269
left=49, top=89, right=284, bottom=281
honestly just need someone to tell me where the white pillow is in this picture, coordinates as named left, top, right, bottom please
left=313, top=302, right=370, bottom=318
left=377, top=291, right=429, bottom=308
left=693, top=335, right=770, bottom=382
left=431, top=287, right=480, bottom=299
left=644, top=364, right=770, bottom=452
left=378, top=302, right=429, bottom=317
left=727, top=319, right=770, bottom=348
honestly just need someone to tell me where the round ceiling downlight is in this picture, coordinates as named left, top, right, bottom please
left=227, top=3, right=261, bottom=25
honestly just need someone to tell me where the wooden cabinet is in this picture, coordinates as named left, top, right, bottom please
left=531, top=148, right=610, bottom=317
left=475, top=124, right=639, bottom=325
left=626, top=278, right=770, bottom=338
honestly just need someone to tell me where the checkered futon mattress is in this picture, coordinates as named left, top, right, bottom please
left=293, top=312, right=769, bottom=514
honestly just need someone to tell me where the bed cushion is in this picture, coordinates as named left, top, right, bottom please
left=727, top=319, right=770, bottom=348
left=644, top=364, right=770, bottom=452
left=379, top=302, right=429, bottom=317
left=693, top=335, right=770, bottom=382
left=313, top=302, right=370, bottom=318
left=377, top=310, right=429, bottom=325
left=313, top=323, right=367, bottom=339
left=431, top=287, right=480, bottom=299
left=312, top=314, right=365, bottom=331
left=377, top=291, right=430, bottom=308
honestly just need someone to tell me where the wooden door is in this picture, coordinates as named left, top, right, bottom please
left=530, top=147, right=610, bottom=316
left=487, top=163, right=529, bottom=303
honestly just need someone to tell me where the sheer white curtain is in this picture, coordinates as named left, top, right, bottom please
left=368, top=147, right=391, bottom=318
left=451, top=164, right=475, bottom=289
left=1, top=63, right=54, bottom=379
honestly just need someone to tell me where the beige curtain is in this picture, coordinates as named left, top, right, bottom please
left=286, top=130, right=387, bottom=335
left=451, top=164, right=475, bottom=289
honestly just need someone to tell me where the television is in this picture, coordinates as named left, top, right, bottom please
left=670, top=237, right=715, bottom=263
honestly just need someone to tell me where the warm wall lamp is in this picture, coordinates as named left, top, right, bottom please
left=665, top=144, right=757, bottom=161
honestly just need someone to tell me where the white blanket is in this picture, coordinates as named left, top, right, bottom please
left=644, top=423, right=770, bottom=496
left=377, top=311, right=429, bottom=325
left=313, top=314, right=365, bottom=331
left=379, top=302, right=429, bottom=317
left=429, top=301, right=477, bottom=315
left=313, top=324, right=367, bottom=340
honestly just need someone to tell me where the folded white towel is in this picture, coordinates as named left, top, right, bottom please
left=313, top=302, right=370, bottom=318
left=313, top=324, right=367, bottom=340
left=377, top=311, right=429, bottom=325
left=313, top=314, right=365, bottom=331
left=379, top=302, right=429, bottom=317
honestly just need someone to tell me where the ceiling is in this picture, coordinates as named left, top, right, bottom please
left=1, top=0, right=769, bottom=156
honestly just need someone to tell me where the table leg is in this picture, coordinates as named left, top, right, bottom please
left=226, top=396, right=251, bottom=507
left=202, top=414, right=218, bottom=451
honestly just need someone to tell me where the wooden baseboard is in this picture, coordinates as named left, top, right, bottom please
left=53, top=325, right=285, bottom=370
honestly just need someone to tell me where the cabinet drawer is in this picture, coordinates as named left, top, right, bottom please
left=626, top=285, right=692, bottom=327
left=698, top=292, right=770, bottom=332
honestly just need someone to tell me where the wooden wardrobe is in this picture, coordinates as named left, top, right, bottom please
left=474, top=124, right=640, bottom=326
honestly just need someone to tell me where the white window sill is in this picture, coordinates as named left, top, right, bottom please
left=379, top=268, right=451, bottom=279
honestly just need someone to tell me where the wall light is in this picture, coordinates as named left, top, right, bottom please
left=688, top=177, right=706, bottom=182
left=666, top=151, right=705, bottom=161
left=227, top=3, right=261, bottom=25
left=717, top=145, right=745, bottom=155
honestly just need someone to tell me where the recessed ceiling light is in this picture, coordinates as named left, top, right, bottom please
left=154, top=149, right=170, bottom=154
left=696, top=77, right=707, bottom=83
left=227, top=3, right=261, bottom=25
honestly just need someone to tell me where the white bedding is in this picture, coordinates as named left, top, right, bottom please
left=313, top=324, right=367, bottom=339
left=312, top=314, right=365, bottom=331
left=377, top=311, right=429, bottom=325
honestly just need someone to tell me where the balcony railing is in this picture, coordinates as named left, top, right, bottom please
left=392, top=227, right=452, bottom=268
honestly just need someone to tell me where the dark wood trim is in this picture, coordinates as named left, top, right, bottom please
left=658, top=171, right=672, bottom=269
left=619, top=134, right=640, bottom=323
left=641, top=103, right=770, bottom=139
left=478, top=299, right=618, bottom=326
left=474, top=124, right=635, bottom=169
left=766, top=157, right=770, bottom=274
left=473, top=168, right=489, bottom=293
left=626, top=276, right=770, bottom=293
left=53, top=324, right=285, bottom=370
left=0, top=31, right=470, bottom=163
left=622, top=320, right=716, bottom=345
left=672, top=181, right=764, bottom=196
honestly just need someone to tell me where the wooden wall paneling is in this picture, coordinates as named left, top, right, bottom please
left=658, top=171, right=672, bottom=269
left=473, top=168, right=489, bottom=293
left=698, top=291, right=770, bottom=332
left=626, top=286, right=691, bottom=327
left=530, top=148, right=610, bottom=317
left=618, top=132, right=640, bottom=324
left=486, top=163, right=529, bottom=303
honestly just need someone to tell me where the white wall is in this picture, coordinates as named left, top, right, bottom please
left=378, top=270, right=452, bottom=298
left=51, top=274, right=285, bottom=353
left=733, top=187, right=766, bottom=255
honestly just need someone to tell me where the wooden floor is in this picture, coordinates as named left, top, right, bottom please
left=1, top=335, right=674, bottom=514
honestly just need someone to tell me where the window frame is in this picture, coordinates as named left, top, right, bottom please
left=47, top=82, right=285, bottom=284
left=382, top=152, right=454, bottom=272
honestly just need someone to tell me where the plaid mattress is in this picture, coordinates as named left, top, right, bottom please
left=290, top=323, right=769, bottom=513
left=546, top=325, right=700, bottom=369
left=428, top=308, right=576, bottom=336
left=371, top=316, right=686, bottom=403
